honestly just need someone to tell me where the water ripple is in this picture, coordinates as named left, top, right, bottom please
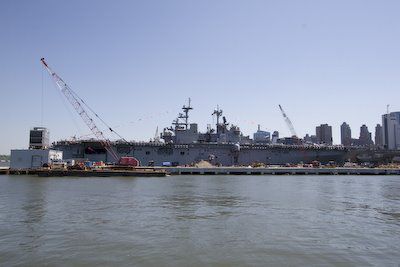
left=0, top=174, right=399, bottom=266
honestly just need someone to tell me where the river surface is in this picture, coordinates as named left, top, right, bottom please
left=0, top=175, right=399, bottom=266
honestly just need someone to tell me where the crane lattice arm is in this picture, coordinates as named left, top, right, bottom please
left=40, top=58, right=120, bottom=162
left=278, top=104, right=297, bottom=137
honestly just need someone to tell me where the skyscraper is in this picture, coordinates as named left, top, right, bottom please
left=316, top=124, right=333, bottom=145
left=340, top=122, right=352, bottom=146
left=359, top=124, right=373, bottom=147
left=382, top=112, right=400, bottom=150
left=375, top=124, right=383, bottom=147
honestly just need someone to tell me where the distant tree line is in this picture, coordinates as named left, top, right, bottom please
left=0, top=155, right=10, bottom=161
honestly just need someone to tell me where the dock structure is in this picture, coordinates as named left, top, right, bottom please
left=0, top=167, right=11, bottom=175
left=161, top=167, right=400, bottom=176
left=1, top=167, right=399, bottom=176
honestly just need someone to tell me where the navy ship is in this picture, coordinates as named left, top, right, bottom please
left=53, top=99, right=348, bottom=166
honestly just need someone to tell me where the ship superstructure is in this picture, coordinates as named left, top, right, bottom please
left=161, top=99, right=249, bottom=145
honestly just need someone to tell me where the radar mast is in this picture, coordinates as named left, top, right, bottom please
left=212, top=105, right=223, bottom=132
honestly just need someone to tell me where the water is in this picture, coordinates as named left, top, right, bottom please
left=0, top=175, right=399, bottom=266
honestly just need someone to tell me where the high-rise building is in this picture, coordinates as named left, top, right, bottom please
left=358, top=124, right=373, bottom=147
left=375, top=124, right=383, bottom=147
left=316, top=124, right=333, bottom=145
left=382, top=112, right=400, bottom=150
left=340, top=122, right=352, bottom=146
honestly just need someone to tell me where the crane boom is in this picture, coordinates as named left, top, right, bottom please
left=40, top=58, right=120, bottom=162
left=278, top=104, right=297, bottom=137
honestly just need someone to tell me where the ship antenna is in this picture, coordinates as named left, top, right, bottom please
left=212, top=105, right=223, bottom=132
left=180, top=98, right=193, bottom=129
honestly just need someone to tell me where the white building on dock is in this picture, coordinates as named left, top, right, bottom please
left=10, top=149, right=62, bottom=170
left=10, top=127, right=63, bottom=170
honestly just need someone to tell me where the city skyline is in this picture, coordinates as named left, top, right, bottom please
left=1, top=1, right=400, bottom=154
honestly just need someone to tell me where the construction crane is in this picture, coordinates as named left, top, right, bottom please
left=278, top=104, right=297, bottom=137
left=153, top=126, right=161, bottom=143
left=41, top=58, right=137, bottom=165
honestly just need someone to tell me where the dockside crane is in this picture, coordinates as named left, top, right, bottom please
left=278, top=104, right=297, bottom=138
left=41, top=58, right=137, bottom=165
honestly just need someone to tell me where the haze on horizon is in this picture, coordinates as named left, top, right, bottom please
left=1, top=0, right=399, bottom=154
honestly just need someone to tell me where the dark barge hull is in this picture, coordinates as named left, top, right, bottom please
left=37, top=169, right=167, bottom=177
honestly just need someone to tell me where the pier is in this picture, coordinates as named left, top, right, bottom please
left=161, top=167, right=400, bottom=176
left=2, top=167, right=399, bottom=176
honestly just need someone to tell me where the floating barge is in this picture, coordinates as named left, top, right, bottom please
left=37, top=168, right=167, bottom=177
left=0, top=168, right=166, bottom=177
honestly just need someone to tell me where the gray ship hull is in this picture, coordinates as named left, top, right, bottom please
left=53, top=141, right=348, bottom=166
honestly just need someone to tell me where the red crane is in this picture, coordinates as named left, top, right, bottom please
left=41, top=58, right=138, bottom=166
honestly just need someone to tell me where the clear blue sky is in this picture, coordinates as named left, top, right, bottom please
left=1, top=0, right=399, bottom=154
